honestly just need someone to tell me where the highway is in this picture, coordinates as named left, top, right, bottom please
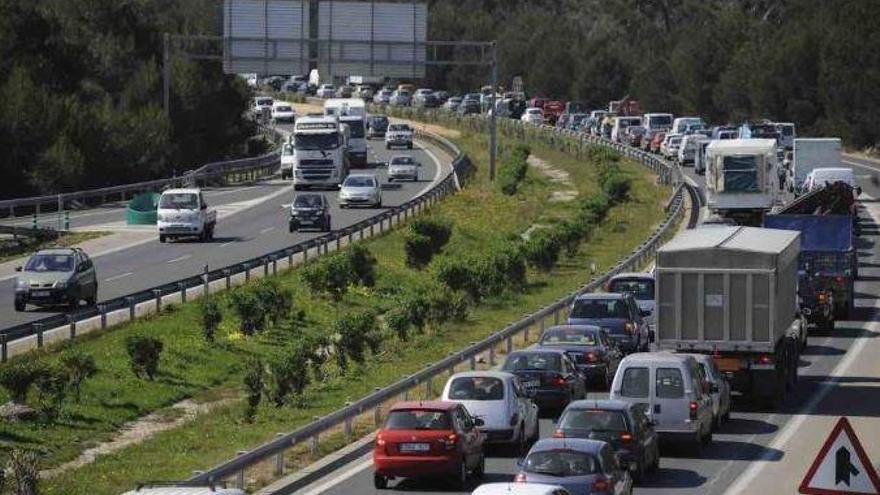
left=0, top=131, right=450, bottom=329
left=289, top=150, right=880, bottom=495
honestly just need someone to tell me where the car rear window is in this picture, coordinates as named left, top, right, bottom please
left=656, top=368, right=685, bottom=399
left=502, top=353, right=562, bottom=372
left=559, top=409, right=629, bottom=433
left=540, top=328, right=598, bottom=346
left=620, top=367, right=649, bottom=398
left=448, top=377, right=504, bottom=401
left=608, top=278, right=654, bottom=301
left=523, top=450, right=600, bottom=476
left=384, top=410, right=451, bottom=430
left=570, top=299, right=629, bottom=319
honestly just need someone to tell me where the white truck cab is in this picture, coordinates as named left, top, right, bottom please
left=324, top=98, right=367, bottom=167
left=157, top=188, right=217, bottom=243
left=291, top=115, right=349, bottom=190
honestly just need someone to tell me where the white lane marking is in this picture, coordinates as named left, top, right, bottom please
left=260, top=226, right=276, bottom=234
left=726, top=194, right=880, bottom=494
left=166, top=254, right=191, bottom=264
left=220, top=241, right=236, bottom=248
left=297, top=457, right=373, bottom=495
left=415, top=144, right=445, bottom=198
left=104, top=272, right=133, bottom=283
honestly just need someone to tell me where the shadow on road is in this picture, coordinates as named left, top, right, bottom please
left=719, top=418, right=779, bottom=435
left=801, top=344, right=847, bottom=356
left=661, top=439, right=784, bottom=462
left=639, top=467, right=707, bottom=489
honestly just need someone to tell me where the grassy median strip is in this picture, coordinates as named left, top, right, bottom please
left=0, top=131, right=668, bottom=494
left=0, top=231, right=108, bottom=265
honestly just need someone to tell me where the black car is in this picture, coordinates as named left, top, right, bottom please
left=367, top=115, right=389, bottom=139
left=534, top=325, right=623, bottom=389
left=289, top=194, right=331, bottom=232
left=501, top=349, right=586, bottom=414
left=555, top=399, right=660, bottom=483
left=458, top=98, right=481, bottom=115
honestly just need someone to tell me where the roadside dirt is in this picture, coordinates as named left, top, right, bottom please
left=41, top=395, right=237, bottom=478
left=527, top=154, right=578, bottom=202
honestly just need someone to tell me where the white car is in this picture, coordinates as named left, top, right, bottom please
left=387, top=155, right=420, bottom=182
left=316, top=84, right=335, bottom=98
left=661, top=133, right=683, bottom=160
left=157, top=188, right=217, bottom=243
left=683, top=353, right=731, bottom=430
left=441, top=371, right=540, bottom=453
left=521, top=107, right=544, bottom=125
left=280, top=142, right=295, bottom=180
left=385, top=124, right=414, bottom=149
left=121, top=487, right=245, bottom=495
left=678, top=134, right=706, bottom=165
left=272, top=102, right=296, bottom=124
left=338, top=174, right=382, bottom=208
left=471, top=483, right=572, bottom=495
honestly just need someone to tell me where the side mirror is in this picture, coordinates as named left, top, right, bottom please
left=474, top=418, right=485, bottom=427
left=15, top=266, right=22, bottom=272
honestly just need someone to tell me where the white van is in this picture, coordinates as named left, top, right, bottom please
left=802, top=167, right=860, bottom=194
left=611, top=116, right=643, bottom=143
left=678, top=134, right=707, bottom=165
left=609, top=352, right=714, bottom=450
left=121, top=485, right=245, bottom=495
left=671, top=117, right=705, bottom=135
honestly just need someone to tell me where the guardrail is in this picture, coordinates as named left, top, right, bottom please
left=0, top=127, right=284, bottom=221
left=0, top=129, right=460, bottom=360
left=0, top=224, right=60, bottom=242
left=185, top=111, right=688, bottom=491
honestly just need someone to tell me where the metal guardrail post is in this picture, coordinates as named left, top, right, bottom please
left=203, top=265, right=210, bottom=295
left=0, top=334, right=6, bottom=363
left=272, top=257, right=277, bottom=275
left=235, top=451, right=247, bottom=489
left=274, top=433, right=285, bottom=476
left=263, top=259, right=269, bottom=277
left=505, top=335, right=513, bottom=354
left=35, top=323, right=44, bottom=348
left=245, top=264, right=251, bottom=281
left=179, top=282, right=187, bottom=303
left=154, top=289, right=162, bottom=312
left=100, top=305, right=108, bottom=329
left=373, top=387, right=382, bottom=427
left=489, top=344, right=496, bottom=366
left=224, top=269, right=232, bottom=289
left=127, top=297, right=136, bottom=321
left=303, top=246, right=308, bottom=263
left=69, top=315, right=76, bottom=339
left=554, top=309, right=560, bottom=325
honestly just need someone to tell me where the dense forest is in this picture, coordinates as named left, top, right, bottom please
left=0, top=0, right=255, bottom=200
left=427, top=0, right=880, bottom=148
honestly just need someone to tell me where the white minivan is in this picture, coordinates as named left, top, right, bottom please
left=121, top=485, right=245, bottom=495
left=610, top=352, right=714, bottom=450
left=611, top=116, right=643, bottom=143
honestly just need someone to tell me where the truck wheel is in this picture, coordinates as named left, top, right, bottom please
left=14, top=299, right=25, bottom=312
left=373, top=473, right=388, bottom=490
left=324, top=219, right=331, bottom=232
left=293, top=184, right=302, bottom=191
left=385, top=143, right=390, bottom=150
left=159, top=235, right=166, bottom=243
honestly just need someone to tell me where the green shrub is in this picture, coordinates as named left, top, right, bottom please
left=34, top=366, right=67, bottom=421
left=300, top=245, right=377, bottom=298
left=603, top=174, right=632, bottom=203
left=349, top=244, right=378, bottom=287
left=254, top=279, right=293, bottom=326
left=411, top=217, right=452, bottom=247
left=124, top=335, right=164, bottom=381
left=384, top=305, right=412, bottom=341
left=435, top=257, right=480, bottom=300
left=299, top=262, right=328, bottom=294
left=497, top=155, right=529, bottom=195
left=60, top=350, right=97, bottom=403
left=229, top=289, right=264, bottom=335
left=265, top=343, right=311, bottom=406
left=7, top=448, right=38, bottom=495
left=556, top=219, right=588, bottom=258
left=200, top=297, right=223, bottom=342
left=334, top=311, right=382, bottom=371
left=447, top=290, right=470, bottom=322
left=404, top=291, right=430, bottom=333
left=242, top=358, right=263, bottom=421
left=490, top=243, right=528, bottom=291
left=521, top=231, right=563, bottom=272
left=578, top=193, right=611, bottom=224
left=404, top=231, right=434, bottom=268
left=0, top=361, right=44, bottom=404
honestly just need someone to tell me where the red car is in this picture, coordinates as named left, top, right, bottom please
left=373, top=401, right=486, bottom=490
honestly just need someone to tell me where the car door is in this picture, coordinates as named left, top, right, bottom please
left=601, top=330, right=621, bottom=376
left=562, top=356, right=584, bottom=397
left=80, top=253, right=97, bottom=295
left=456, top=407, right=482, bottom=468
left=632, top=406, right=658, bottom=465
left=600, top=444, right=631, bottom=495
left=512, top=378, right=538, bottom=438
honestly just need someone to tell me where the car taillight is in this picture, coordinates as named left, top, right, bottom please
left=620, top=432, right=633, bottom=444
left=552, top=430, right=565, bottom=438
left=624, top=322, right=636, bottom=334
left=509, top=413, right=519, bottom=427
left=514, top=473, right=528, bottom=483
left=689, top=401, right=698, bottom=420
left=439, top=433, right=457, bottom=450
left=817, top=292, right=827, bottom=303
left=592, top=476, right=610, bottom=492
left=586, top=352, right=598, bottom=363
left=376, top=434, right=386, bottom=447
left=554, top=375, right=567, bottom=387
left=757, top=355, right=773, bottom=365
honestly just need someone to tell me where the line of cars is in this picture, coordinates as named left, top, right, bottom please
left=371, top=270, right=733, bottom=494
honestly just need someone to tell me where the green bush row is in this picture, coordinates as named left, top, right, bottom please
left=404, top=217, right=453, bottom=268
left=497, top=145, right=531, bottom=195
left=300, top=244, right=377, bottom=300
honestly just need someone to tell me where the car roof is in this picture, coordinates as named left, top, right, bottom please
left=471, top=483, right=567, bottom=495
left=574, top=292, right=627, bottom=301
left=389, top=400, right=459, bottom=412
left=448, top=371, right=515, bottom=381
left=35, top=248, right=78, bottom=256
left=121, top=488, right=245, bottom=495
left=542, top=325, right=602, bottom=333
left=620, top=351, right=692, bottom=365
left=162, top=188, right=200, bottom=195
left=508, top=348, right=568, bottom=357
left=609, top=272, right=654, bottom=281
left=530, top=437, right=606, bottom=453
left=565, top=399, right=633, bottom=412
left=345, top=173, right=377, bottom=179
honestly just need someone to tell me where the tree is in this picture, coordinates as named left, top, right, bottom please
left=60, top=350, right=97, bottom=402
left=242, top=358, right=263, bottom=422
left=125, top=335, right=164, bottom=380
left=200, top=297, right=223, bottom=343
left=0, top=361, right=43, bottom=404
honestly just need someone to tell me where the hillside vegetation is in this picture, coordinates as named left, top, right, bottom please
left=0, top=1, right=255, bottom=199
left=428, top=0, right=880, bottom=148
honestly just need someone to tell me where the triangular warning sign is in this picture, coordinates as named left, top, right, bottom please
left=800, top=417, right=880, bottom=495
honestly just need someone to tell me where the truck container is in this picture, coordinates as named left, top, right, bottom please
left=705, top=139, right=780, bottom=225
left=655, top=227, right=805, bottom=405
left=793, top=138, right=842, bottom=191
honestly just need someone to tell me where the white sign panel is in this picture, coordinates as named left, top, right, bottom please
left=800, top=417, right=880, bottom=495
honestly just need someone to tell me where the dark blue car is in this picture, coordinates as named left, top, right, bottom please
left=567, top=293, right=650, bottom=354
left=535, top=325, right=623, bottom=389
left=515, top=438, right=634, bottom=495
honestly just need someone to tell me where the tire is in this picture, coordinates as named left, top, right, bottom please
left=634, top=458, right=646, bottom=484
left=293, top=184, right=303, bottom=191
left=474, top=454, right=485, bottom=478
left=159, top=235, right=166, bottom=243
left=388, top=178, right=393, bottom=183
left=414, top=173, right=419, bottom=182
left=373, top=473, right=388, bottom=490
left=289, top=223, right=296, bottom=233
left=68, top=296, right=79, bottom=312
left=14, top=299, right=25, bottom=312
left=323, top=218, right=331, bottom=232
left=457, top=460, right=468, bottom=490
left=385, top=143, right=390, bottom=150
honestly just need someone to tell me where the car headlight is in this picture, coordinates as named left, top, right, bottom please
left=54, top=280, right=69, bottom=289
left=15, top=279, right=27, bottom=289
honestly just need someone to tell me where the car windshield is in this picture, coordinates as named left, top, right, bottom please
left=559, top=409, right=629, bottom=433
left=371, top=117, right=388, bottom=127
left=608, top=279, right=654, bottom=301
left=345, top=120, right=365, bottom=138
left=294, top=133, right=338, bottom=150
left=344, top=176, right=375, bottom=188
left=651, top=115, right=673, bottom=127
left=385, top=410, right=451, bottom=430
left=503, top=353, right=562, bottom=372
left=159, top=193, right=198, bottom=210
left=523, top=450, right=600, bottom=476
left=448, top=377, right=505, bottom=401
left=25, top=254, right=74, bottom=273
left=540, top=328, right=598, bottom=346
left=275, top=106, right=293, bottom=112
left=256, top=98, right=273, bottom=106
left=391, top=157, right=415, bottom=165
left=388, top=124, right=410, bottom=132
left=570, top=299, right=629, bottom=319
left=294, top=195, right=322, bottom=208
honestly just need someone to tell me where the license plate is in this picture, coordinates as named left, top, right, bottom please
left=713, top=357, right=743, bottom=373
left=400, top=443, right=430, bottom=452
left=522, top=380, right=540, bottom=389
left=32, top=291, right=50, bottom=298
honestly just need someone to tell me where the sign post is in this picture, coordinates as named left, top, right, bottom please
left=799, top=417, right=880, bottom=495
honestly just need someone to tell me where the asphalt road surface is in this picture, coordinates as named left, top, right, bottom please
left=1, top=132, right=450, bottom=329
left=290, top=151, right=880, bottom=495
